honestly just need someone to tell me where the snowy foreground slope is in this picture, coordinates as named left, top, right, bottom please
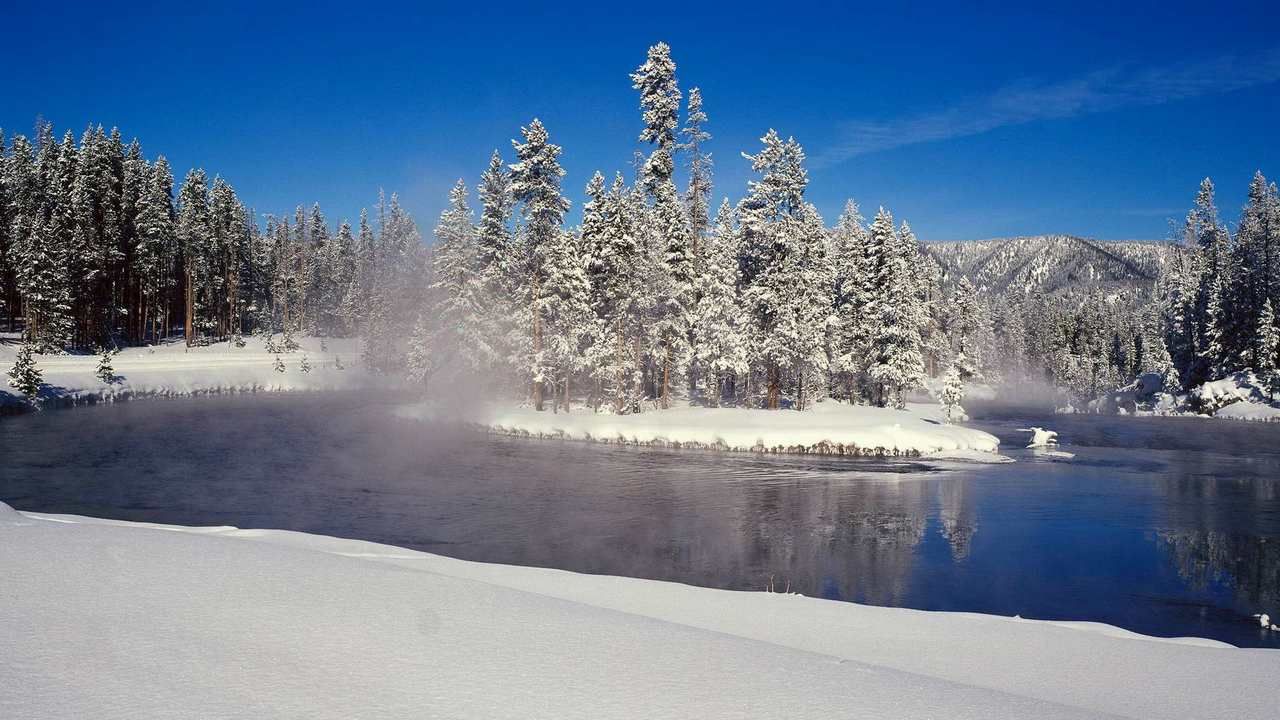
left=0, top=337, right=370, bottom=409
left=1, top=503, right=1276, bottom=720
left=399, top=400, right=1003, bottom=458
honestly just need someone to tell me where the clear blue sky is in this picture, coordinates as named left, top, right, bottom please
left=4, top=1, right=1278, bottom=241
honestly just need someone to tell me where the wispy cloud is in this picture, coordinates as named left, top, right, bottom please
left=812, top=48, right=1280, bottom=168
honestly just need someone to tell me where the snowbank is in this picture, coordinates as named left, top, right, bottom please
left=0, top=336, right=375, bottom=412
left=1214, top=400, right=1280, bottom=422
left=399, top=400, right=1002, bottom=458
left=1076, top=371, right=1280, bottom=422
left=1, top=503, right=1275, bottom=719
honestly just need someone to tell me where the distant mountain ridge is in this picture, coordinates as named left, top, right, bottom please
left=924, top=234, right=1178, bottom=295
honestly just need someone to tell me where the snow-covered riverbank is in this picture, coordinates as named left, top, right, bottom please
left=398, top=400, right=1005, bottom=459
left=0, top=337, right=374, bottom=412
left=0, top=502, right=1274, bottom=720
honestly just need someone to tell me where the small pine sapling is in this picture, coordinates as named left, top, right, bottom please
left=273, top=355, right=286, bottom=373
left=941, top=364, right=965, bottom=423
left=8, top=341, right=43, bottom=400
left=96, top=347, right=119, bottom=384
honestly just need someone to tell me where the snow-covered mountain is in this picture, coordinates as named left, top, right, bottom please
left=925, top=235, right=1178, bottom=295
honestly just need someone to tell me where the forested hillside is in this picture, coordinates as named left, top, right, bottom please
left=926, top=235, right=1176, bottom=296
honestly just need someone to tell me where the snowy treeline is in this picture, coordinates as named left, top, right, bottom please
left=1162, top=174, right=1280, bottom=395
left=940, top=175, right=1280, bottom=407
left=0, top=121, right=428, bottom=363
left=411, top=43, right=947, bottom=412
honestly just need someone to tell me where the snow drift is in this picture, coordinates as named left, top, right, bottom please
left=2, top=502, right=1275, bottom=719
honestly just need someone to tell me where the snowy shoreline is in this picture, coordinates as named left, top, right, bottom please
left=0, top=336, right=376, bottom=414
left=397, top=401, right=1008, bottom=461
left=1, top=502, right=1276, bottom=720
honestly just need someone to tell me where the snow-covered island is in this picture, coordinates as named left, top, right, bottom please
left=398, top=399, right=1005, bottom=459
left=3, top=501, right=1276, bottom=720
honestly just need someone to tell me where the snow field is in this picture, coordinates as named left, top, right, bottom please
left=1, top=503, right=1276, bottom=720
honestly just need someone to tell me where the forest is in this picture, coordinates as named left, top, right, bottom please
left=2, top=42, right=1278, bottom=413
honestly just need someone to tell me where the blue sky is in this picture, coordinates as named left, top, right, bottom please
left=4, top=1, right=1278, bottom=241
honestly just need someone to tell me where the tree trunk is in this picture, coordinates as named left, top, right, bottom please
left=531, top=273, right=544, bottom=411
left=614, top=318, right=625, bottom=414
left=661, top=344, right=671, bottom=409
left=767, top=364, right=780, bottom=409
left=184, top=268, right=194, bottom=347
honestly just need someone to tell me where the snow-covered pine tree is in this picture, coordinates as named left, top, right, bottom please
left=134, top=156, right=175, bottom=343
left=2, top=134, right=40, bottom=334
left=326, top=219, right=355, bottom=336
left=829, top=200, right=871, bottom=401
left=680, top=87, right=713, bottom=243
left=1255, top=298, right=1278, bottom=398
left=423, top=179, right=486, bottom=381
left=474, top=150, right=522, bottom=387
left=693, top=199, right=748, bottom=406
left=947, top=277, right=981, bottom=381
left=0, top=128, right=11, bottom=331
left=584, top=173, right=645, bottom=412
left=941, top=363, right=965, bottom=423
left=786, top=203, right=833, bottom=410
left=509, top=119, right=570, bottom=411
left=1178, top=178, right=1232, bottom=384
left=650, top=178, right=695, bottom=408
left=539, top=224, right=593, bottom=413
left=867, top=210, right=925, bottom=408
left=176, top=169, right=211, bottom=346
left=737, top=130, right=820, bottom=409
left=631, top=41, right=681, bottom=193
left=96, top=347, right=118, bottom=384
left=337, top=208, right=377, bottom=336
left=7, top=340, right=42, bottom=399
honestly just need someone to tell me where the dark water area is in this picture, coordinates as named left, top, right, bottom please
left=3, top=393, right=1279, bottom=648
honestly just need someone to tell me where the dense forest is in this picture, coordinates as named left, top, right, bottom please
left=3, top=43, right=1278, bottom=413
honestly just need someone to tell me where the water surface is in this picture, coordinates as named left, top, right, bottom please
left=2, top=393, right=1278, bottom=648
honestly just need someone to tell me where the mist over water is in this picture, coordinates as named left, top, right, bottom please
left=2, top=392, right=1279, bottom=648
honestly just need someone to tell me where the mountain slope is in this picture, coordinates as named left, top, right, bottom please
left=925, top=235, right=1178, bottom=295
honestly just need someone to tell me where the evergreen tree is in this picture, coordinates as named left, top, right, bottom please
left=867, top=211, right=925, bottom=408
left=1255, top=298, right=1278, bottom=387
left=7, top=340, right=42, bottom=399
left=680, top=87, right=713, bottom=242
left=96, top=346, right=118, bottom=384
left=585, top=173, right=645, bottom=412
left=737, top=130, right=822, bottom=409
left=631, top=41, right=681, bottom=192
left=423, top=179, right=485, bottom=379
left=693, top=199, right=748, bottom=405
left=830, top=200, right=872, bottom=401
left=176, top=169, right=210, bottom=345
left=941, top=363, right=965, bottom=423
left=509, top=119, right=569, bottom=411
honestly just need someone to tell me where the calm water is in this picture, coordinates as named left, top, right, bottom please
left=2, top=393, right=1279, bottom=648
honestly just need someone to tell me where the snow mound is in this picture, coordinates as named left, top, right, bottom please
left=0, top=501, right=20, bottom=523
